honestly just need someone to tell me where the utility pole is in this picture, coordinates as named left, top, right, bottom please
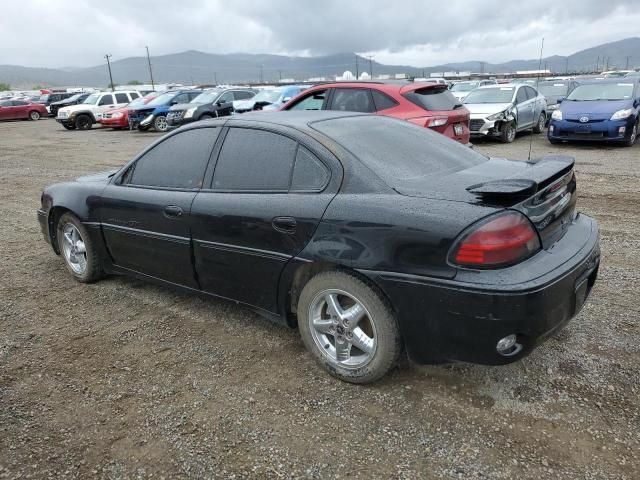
left=367, top=55, right=374, bottom=77
left=565, top=58, right=569, bottom=74
left=626, top=56, right=631, bottom=69
left=596, top=56, right=600, bottom=72
left=355, top=55, right=359, bottom=78
left=104, top=54, right=114, bottom=91
left=145, top=46, right=155, bottom=91
left=259, top=64, right=264, bottom=83
left=278, top=70, right=282, bottom=81
left=213, top=72, right=218, bottom=85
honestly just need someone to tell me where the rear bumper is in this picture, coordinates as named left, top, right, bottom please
left=360, top=213, right=600, bottom=365
left=548, top=118, right=634, bottom=142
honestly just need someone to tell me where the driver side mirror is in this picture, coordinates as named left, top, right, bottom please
left=557, top=97, right=564, bottom=104
left=170, top=100, right=178, bottom=105
left=282, top=97, right=291, bottom=103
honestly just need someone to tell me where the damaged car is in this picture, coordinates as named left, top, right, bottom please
left=464, top=84, right=547, bottom=143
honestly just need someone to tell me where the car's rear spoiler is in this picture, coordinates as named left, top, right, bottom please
left=466, top=155, right=575, bottom=200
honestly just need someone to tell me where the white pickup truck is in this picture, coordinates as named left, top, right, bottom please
left=56, top=90, right=141, bottom=130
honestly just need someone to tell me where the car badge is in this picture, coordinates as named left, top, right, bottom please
left=579, top=116, right=589, bottom=123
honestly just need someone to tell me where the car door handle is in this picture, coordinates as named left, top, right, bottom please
left=163, top=205, right=183, bottom=218
left=272, top=216, right=297, bottom=234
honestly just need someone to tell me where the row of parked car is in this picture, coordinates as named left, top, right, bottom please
left=3, top=74, right=640, bottom=147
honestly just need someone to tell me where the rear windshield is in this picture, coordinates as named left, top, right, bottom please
left=403, top=86, right=461, bottom=111
left=311, top=115, right=487, bottom=186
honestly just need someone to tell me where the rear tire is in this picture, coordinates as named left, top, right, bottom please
left=137, top=124, right=150, bottom=132
left=297, top=270, right=402, bottom=384
left=533, top=113, right=546, bottom=134
left=56, top=213, right=103, bottom=283
left=198, top=113, right=213, bottom=121
left=500, top=121, right=517, bottom=143
left=75, top=114, right=92, bottom=130
left=29, top=110, right=41, bottom=121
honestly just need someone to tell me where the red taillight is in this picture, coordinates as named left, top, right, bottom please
left=451, top=212, right=541, bottom=268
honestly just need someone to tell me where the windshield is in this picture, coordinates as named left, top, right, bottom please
left=313, top=115, right=486, bottom=186
left=38, top=95, right=49, bottom=101
left=191, top=90, right=222, bottom=104
left=566, top=83, right=634, bottom=101
left=464, top=87, right=514, bottom=104
left=83, top=94, right=100, bottom=105
left=66, top=94, right=82, bottom=102
left=451, top=82, right=479, bottom=92
left=537, top=83, right=569, bottom=97
left=127, top=97, right=148, bottom=107
left=253, top=89, right=282, bottom=103
left=146, top=91, right=178, bottom=107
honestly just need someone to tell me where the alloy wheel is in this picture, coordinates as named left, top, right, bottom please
left=30, top=111, right=40, bottom=120
left=308, top=289, right=377, bottom=369
left=61, top=223, right=87, bottom=275
left=155, top=116, right=168, bottom=132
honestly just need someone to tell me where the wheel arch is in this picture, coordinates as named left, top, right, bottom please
left=280, top=260, right=395, bottom=329
left=48, top=206, right=74, bottom=254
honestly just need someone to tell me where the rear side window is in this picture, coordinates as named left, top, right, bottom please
left=115, top=93, right=129, bottom=103
left=98, top=94, right=114, bottom=106
left=234, top=91, right=254, bottom=100
left=128, top=128, right=218, bottom=189
left=329, top=88, right=375, bottom=113
left=213, top=128, right=297, bottom=191
left=289, top=90, right=327, bottom=110
left=403, top=86, right=459, bottom=111
left=130, top=92, right=140, bottom=99
left=291, top=146, right=330, bottom=191
left=371, top=89, right=398, bottom=111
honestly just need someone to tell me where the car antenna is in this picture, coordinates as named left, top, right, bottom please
left=528, top=37, right=545, bottom=162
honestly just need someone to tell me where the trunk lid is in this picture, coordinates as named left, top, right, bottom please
left=397, top=155, right=576, bottom=248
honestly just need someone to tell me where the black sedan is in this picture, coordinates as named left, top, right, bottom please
left=37, top=112, right=600, bottom=383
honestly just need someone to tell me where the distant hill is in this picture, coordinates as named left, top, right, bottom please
left=2, top=37, right=639, bottom=88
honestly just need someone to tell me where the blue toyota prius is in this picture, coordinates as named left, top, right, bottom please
left=548, top=79, right=640, bottom=146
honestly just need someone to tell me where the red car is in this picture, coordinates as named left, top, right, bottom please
left=98, top=93, right=157, bottom=129
left=281, top=82, right=470, bottom=144
left=0, top=99, right=48, bottom=121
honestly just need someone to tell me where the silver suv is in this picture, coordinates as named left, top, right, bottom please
left=463, top=84, right=547, bottom=143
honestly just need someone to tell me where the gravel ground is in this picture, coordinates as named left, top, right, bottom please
left=0, top=119, right=638, bottom=479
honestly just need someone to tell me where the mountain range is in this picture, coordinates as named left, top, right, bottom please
left=1, top=37, right=639, bottom=88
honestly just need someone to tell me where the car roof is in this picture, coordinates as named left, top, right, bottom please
left=477, top=83, right=521, bottom=89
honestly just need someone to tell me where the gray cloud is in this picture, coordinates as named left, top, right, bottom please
left=0, top=0, right=638, bottom=68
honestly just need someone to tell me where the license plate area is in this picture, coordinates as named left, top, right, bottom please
left=576, top=124, right=592, bottom=133
left=454, top=124, right=464, bottom=135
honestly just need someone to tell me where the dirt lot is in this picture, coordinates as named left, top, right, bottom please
left=1, top=119, right=638, bottom=479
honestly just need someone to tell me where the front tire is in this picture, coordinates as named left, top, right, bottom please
left=533, top=113, right=546, bottom=134
left=198, top=113, right=213, bottom=121
left=153, top=115, right=168, bottom=132
left=29, top=110, right=41, bottom=121
left=500, top=121, right=517, bottom=143
left=298, top=271, right=401, bottom=384
left=75, top=114, right=92, bottom=130
left=624, top=121, right=638, bottom=147
left=62, top=123, right=76, bottom=130
left=56, top=213, right=103, bottom=283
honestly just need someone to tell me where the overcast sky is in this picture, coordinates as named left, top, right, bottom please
left=1, top=0, right=639, bottom=68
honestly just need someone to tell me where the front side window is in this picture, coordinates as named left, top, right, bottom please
left=130, top=92, right=140, bottom=99
left=98, top=94, right=114, bottom=106
left=115, top=93, right=129, bottom=103
left=218, top=92, right=234, bottom=103
left=329, top=88, right=375, bottom=113
left=127, top=128, right=219, bottom=189
left=516, top=88, right=528, bottom=104
left=213, top=128, right=297, bottom=191
left=288, top=89, right=327, bottom=110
